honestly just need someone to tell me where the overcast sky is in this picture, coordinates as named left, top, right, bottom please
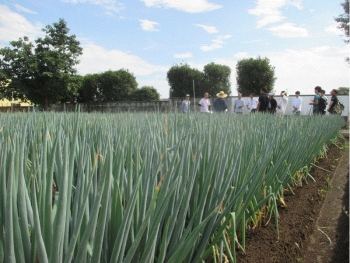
left=0, top=0, right=349, bottom=98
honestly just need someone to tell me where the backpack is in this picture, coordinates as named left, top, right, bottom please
left=319, top=97, right=327, bottom=112
left=333, top=101, right=344, bottom=115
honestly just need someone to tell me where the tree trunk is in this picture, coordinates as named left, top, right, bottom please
left=43, top=97, right=49, bottom=111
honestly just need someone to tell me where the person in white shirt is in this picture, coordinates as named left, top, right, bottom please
left=292, top=91, right=302, bottom=115
left=234, top=93, right=245, bottom=114
left=198, top=92, right=211, bottom=113
left=277, top=91, right=288, bottom=114
left=246, top=93, right=258, bottom=113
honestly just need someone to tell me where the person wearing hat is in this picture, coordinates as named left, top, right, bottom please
left=292, top=91, right=302, bottom=115
left=182, top=94, right=190, bottom=113
left=198, top=92, right=211, bottom=113
left=213, top=91, right=228, bottom=113
left=268, top=93, right=277, bottom=114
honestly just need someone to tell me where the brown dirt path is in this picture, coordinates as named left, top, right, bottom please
left=236, top=135, right=349, bottom=263
left=303, top=142, right=349, bottom=263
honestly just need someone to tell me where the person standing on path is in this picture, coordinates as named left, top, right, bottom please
left=277, top=91, right=288, bottom=115
left=319, top=90, right=328, bottom=115
left=234, top=93, right=245, bottom=114
left=292, top=91, right=302, bottom=115
left=327, top=89, right=339, bottom=114
left=213, top=91, right=228, bottom=113
left=268, top=93, right=277, bottom=114
left=247, top=93, right=258, bottom=113
left=198, top=92, right=211, bottom=113
left=309, top=86, right=321, bottom=115
left=257, top=88, right=269, bottom=112
left=182, top=94, right=190, bottom=113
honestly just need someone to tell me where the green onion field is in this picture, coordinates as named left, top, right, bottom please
left=0, top=112, right=344, bottom=263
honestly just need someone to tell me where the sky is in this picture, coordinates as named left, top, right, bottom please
left=0, top=0, right=349, bottom=98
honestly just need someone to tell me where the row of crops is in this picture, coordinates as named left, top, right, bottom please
left=0, top=112, right=343, bottom=263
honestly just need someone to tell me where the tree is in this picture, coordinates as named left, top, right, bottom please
left=201, top=62, right=231, bottom=96
left=77, top=69, right=138, bottom=102
left=337, top=87, right=349, bottom=95
left=131, top=86, right=160, bottom=101
left=335, top=0, right=349, bottom=43
left=99, top=69, right=138, bottom=101
left=236, top=57, right=276, bottom=96
left=335, top=0, right=349, bottom=63
left=167, top=63, right=203, bottom=98
left=63, top=74, right=83, bottom=103
left=77, top=73, right=102, bottom=103
left=0, top=19, right=83, bottom=109
left=167, top=62, right=233, bottom=98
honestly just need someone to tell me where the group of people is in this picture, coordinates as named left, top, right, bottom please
left=309, top=86, right=339, bottom=115
left=181, top=86, right=340, bottom=115
left=240, top=88, right=287, bottom=114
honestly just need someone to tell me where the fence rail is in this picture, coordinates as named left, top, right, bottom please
left=0, top=95, right=348, bottom=117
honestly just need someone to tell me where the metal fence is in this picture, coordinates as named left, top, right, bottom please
left=1, top=94, right=348, bottom=117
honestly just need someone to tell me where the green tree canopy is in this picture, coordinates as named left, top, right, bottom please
left=335, top=0, right=349, bottom=43
left=131, top=86, right=160, bottom=101
left=0, top=19, right=83, bottom=109
left=201, top=62, right=231, bottom=96
left=99, top=69, right=138, bottom=101
left=167, top=62, right=232, bottom=98
left=335, top=0, right=349, bottom=63
left=236, top=57, right=276, bottom=96
left=337, top=87, right=349, bottom=95
left=77, top=73, right=102, bottom=103
left=167, top=63, right=202, bottom=98
left=77, top=69, right=138, bottom=102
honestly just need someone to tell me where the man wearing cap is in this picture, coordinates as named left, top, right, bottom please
left=292, top=91, right=302, bottom=115
left=234, top=93, right=245, bottom=114
left=198, top=92, right=211, bottom=113
left=182, top=94, right=190, bottom=113
left=213, top=91, right=228, bottom=113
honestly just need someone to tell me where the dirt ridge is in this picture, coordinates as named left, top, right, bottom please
left=236, top=136, right=349, bottom=263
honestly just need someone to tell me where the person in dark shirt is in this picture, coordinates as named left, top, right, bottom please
left=213, top=91, right=228, bottom=112
left=318, top=90, right=327, bottom=115
left=268, top=93, right=277, bottom=114
left=309, top=86, right=321, bottom=115
left=257, top=88, right=269, bottom=112
left=327, top=89, right=339, bottom=114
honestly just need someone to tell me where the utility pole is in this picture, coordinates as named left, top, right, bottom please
left=193, top=79, right=195, bottom=112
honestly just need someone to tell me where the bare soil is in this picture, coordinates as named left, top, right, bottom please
left=236, top=136, right=349, bottom=263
